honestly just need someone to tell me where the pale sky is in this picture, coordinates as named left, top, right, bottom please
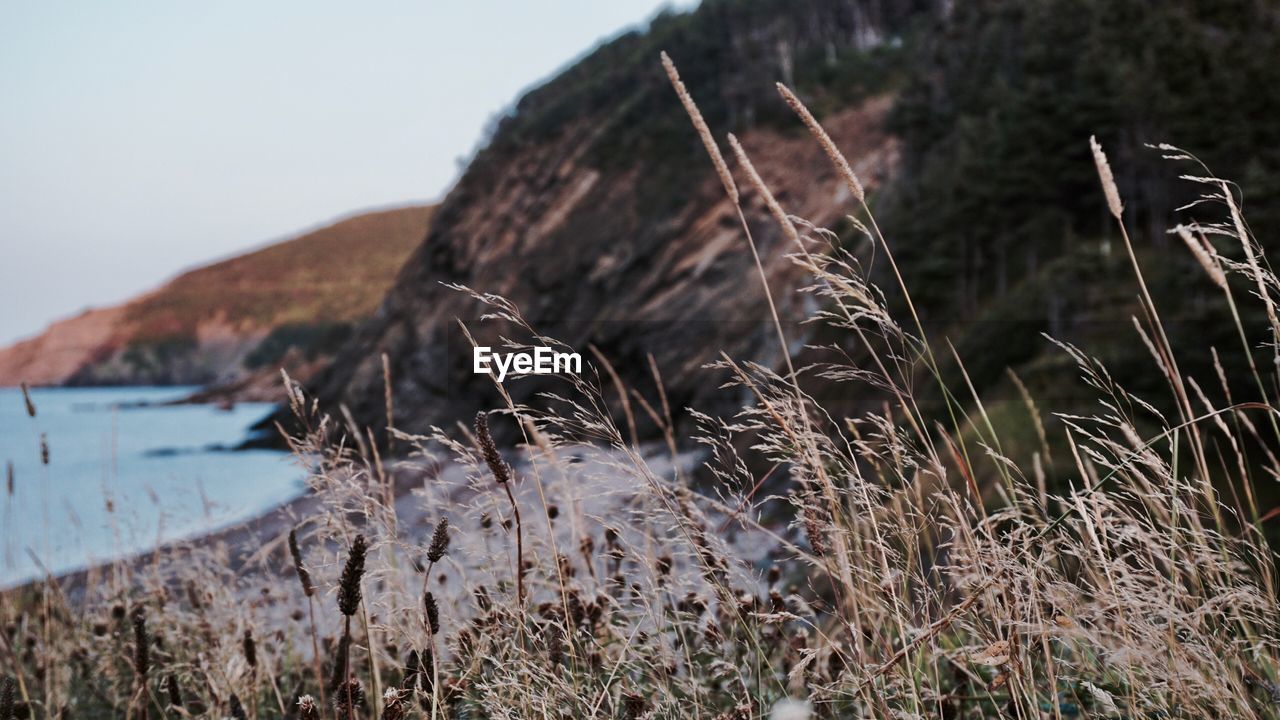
left=0, top=1, right=693, bottom=344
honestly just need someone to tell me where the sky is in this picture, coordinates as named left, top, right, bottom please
left=0, top=1, right=694, bottom=345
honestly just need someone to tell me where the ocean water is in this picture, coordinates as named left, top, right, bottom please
left=0, top=386, right=302, bottom=588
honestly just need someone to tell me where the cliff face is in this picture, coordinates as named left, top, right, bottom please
left=304, top=0, right=932, bottom=441
left=0, top=205, right=433, bottom=393
left=0, top=306, right=126, bottom=387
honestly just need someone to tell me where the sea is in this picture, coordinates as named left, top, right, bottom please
left=0, top=386, right=302, bottom=588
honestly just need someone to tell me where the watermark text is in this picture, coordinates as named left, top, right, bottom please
left=473, top=346, right=581, bottom=383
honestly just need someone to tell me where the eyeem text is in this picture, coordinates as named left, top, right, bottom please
left=473, top=346, right=582, bottom=383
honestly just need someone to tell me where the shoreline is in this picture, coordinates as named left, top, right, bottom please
left=16, top=460, right=432, bottom=599
left=16, top=442, right=715, bottom=604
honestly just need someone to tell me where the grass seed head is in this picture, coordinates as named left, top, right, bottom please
left=288, top=527, right=315, bottom=597
left=242, top=628, right=257, bottom=669
left=380, top=688, right=407, bottom=720
left=0, top=676, right=14, bottom=720
left=1175, top=225, right=1227, bottom=289
left=427, top=517, right=450, bottom=563
left=728, top=133, right=802, bottom=248
left=660, top=51, right=739, bottom=204
left=297, top=695, right=320, bottom=720
left=338, top=535, right=368, bottom=617
left=19, top=382, right=35, bottom=418
left=131, top=607, right=149, bottom=678
left=333, top=679, right=365, bottom=716
left=400, top=650, right=421, bottom=692
left=1090, top=135, right=1124, bottom=218
left=622, top=691, right=648, bottom=719
left=424, top=591, right=440, bottom=635
left=164, top=674, right=183, bottom=710
left=474, top=412, right=511, bottom=484
left=776, top=82, right=865, bottom=203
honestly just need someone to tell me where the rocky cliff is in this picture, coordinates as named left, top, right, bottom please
left=298, top=0, right=934, bottom=441
left=0, top=205, right=433, bottom=395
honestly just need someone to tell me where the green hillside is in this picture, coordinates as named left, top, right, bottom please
left=863, top=0, right=1280, bottom=469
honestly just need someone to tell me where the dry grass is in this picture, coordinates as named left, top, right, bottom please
left=3, top=58, right=1280, bottom=720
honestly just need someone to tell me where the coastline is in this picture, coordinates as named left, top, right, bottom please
left=20, top=443, right=726, bottom=610
left=21, top=459, right=434, bottom=600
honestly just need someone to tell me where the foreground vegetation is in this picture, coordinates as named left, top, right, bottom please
left=5, top=56, right=1280, bottom=720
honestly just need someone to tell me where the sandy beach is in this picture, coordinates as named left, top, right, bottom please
left=39, top=441, right=763, bottom=626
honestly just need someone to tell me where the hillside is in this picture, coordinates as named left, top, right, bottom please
left=288, top=0, right=934, bottom=442
left=873, top=0, right=1280, bottom=454
left=284, top=0, right=1280, bottom=468
left=0, top=205, right=433, bottom=392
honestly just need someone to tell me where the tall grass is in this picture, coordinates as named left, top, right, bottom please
left=3, top=56, right=1280, bottom=719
